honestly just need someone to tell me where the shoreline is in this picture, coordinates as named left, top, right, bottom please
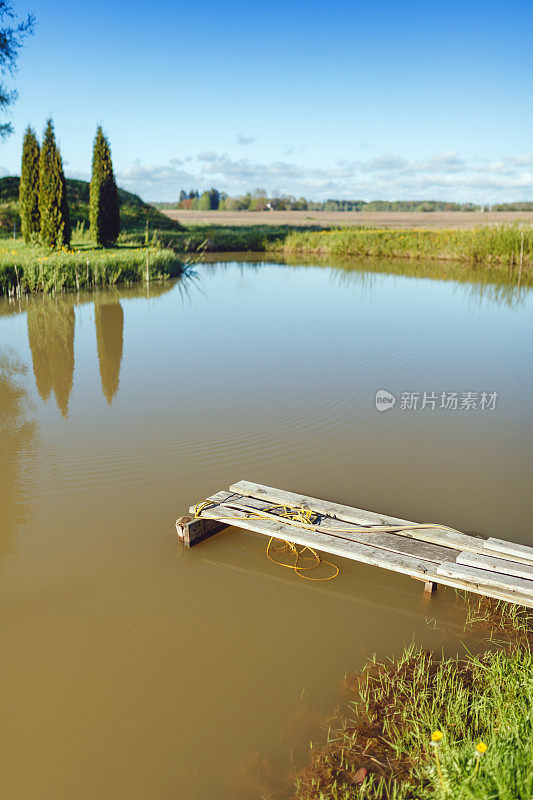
left=0, top=239, right=187, bottom=296
left=294, top=595, right=533, bottom=799
left=2, top=222, right=532, bottom=296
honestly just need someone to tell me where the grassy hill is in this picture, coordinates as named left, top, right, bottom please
left=0, top=176, right=180, bottom=236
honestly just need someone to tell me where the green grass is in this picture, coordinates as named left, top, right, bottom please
left=274, top=225, right=533, bottom=268
left=129, top=222, right=533, bottom=275
left=295, top=598, right=533, bottom=800
left=0, top=237, right=186, bottom=295
left=122, top=223, right=301, bottom=251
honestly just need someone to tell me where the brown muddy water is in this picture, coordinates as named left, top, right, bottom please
left=1, top=258, right=532, bottom=799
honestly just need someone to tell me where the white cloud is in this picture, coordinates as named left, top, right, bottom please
left=98, top=151, right=533, bottom=203
left=235, top=135, right=255, bottom=145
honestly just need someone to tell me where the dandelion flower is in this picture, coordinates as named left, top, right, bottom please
left=431, top=731, right=443, bottom=742
left=476, top=741, right=487, bottom=754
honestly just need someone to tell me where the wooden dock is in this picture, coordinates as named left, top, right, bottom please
left=177, top=481, right=533, bottom=608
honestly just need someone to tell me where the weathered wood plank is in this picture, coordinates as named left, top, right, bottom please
left=437, top=561, right=533, bottom=596
left=201, top=490, right=457, bottom=565
left=230, top=480, right=414, bottom=526
left=484, top=538, right=533, bottom=564
left=457, top=552, right=533, bottom=581
left=229, top=480, right=484, bottom=554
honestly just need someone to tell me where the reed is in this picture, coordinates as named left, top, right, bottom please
left=0, top=238, right=187, bottom=295
left=275, top=224, right=533, bottom=269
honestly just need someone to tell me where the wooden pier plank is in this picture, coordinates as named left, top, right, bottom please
left=457, top=552, right=533, bottom=581
left=229, top=480, right=485, bottom=554
left=230, top=480, right=414, bottom=526
left=199, top=490, right=457, bottom=565
left=437, top=561, right=533, bottom=596
left=484, top=538, right=533, bottom=564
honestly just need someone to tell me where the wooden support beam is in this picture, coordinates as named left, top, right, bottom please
left=175, top=516, right=228, bottom=548
left=424, top=580, right=437, bottom=594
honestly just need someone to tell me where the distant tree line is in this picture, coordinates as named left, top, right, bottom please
left=19, top=121, right=120, bottom=247
left=179, top=188, right=221, bottom=210
left=175, top=189, right=489, bottom=213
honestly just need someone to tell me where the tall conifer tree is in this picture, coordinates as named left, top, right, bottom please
left=90, top=127, right=120, bottom=245
left=19, top=125, right=40, bottom=241
left=39, top=119, right=71, bottom=247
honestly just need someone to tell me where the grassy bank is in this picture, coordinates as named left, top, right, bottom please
left=295, top=598, right=533, bottom=800
left=128, top=224, right=297, bottom=252
left=144, top=223, right=533, bottom=274
left=0, top=238, right=185, bottom=295
left=274, top=225, right=533, bottom=269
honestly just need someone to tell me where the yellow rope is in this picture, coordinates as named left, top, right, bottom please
left=263, top=505, right=339, bottom=581
left=194, top=500, right=213, bottom=518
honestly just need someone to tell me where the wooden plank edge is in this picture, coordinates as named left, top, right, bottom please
left=437, top=561, right=533, bottom=597
left=484, top=537, right=533, bottom=564
left=457, top=551, right=533, bottom=581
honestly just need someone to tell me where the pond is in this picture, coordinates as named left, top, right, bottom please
left=1, top=257, right=532, bottom=799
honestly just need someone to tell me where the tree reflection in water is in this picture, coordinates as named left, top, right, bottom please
left=95, top=302, right=124, bottom=404
left=0, top=353, right=36, bottom=562
left=26, top=297, right=75, bottom=417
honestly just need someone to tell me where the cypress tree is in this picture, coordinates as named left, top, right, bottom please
left=19, top=126, right=40, bottom=242
left=90, top=127, right=120, bottom=245
left=39, top=119, right=71, bottom=247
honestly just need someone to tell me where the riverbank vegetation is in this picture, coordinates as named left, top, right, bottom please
left=275, top=225, right=533, bottom=269
left=4, top=165, right=533, bottom=297
left=0, top=239, right=185, bottom=295
left=1, top=133, right=185, bottom=295
left=142, top=223, right=533, bottom=276
left=3, top=221, right=531, bottom=296
left=294, top=596, right=533, bottom=800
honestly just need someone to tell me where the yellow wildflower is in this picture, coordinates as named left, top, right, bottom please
left=431, top=731, right=443, bottom=742
left=476, top=741, right=487, bottom=754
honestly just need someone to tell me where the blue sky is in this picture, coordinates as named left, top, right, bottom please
left=2, top=0, right=533, bottom=202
